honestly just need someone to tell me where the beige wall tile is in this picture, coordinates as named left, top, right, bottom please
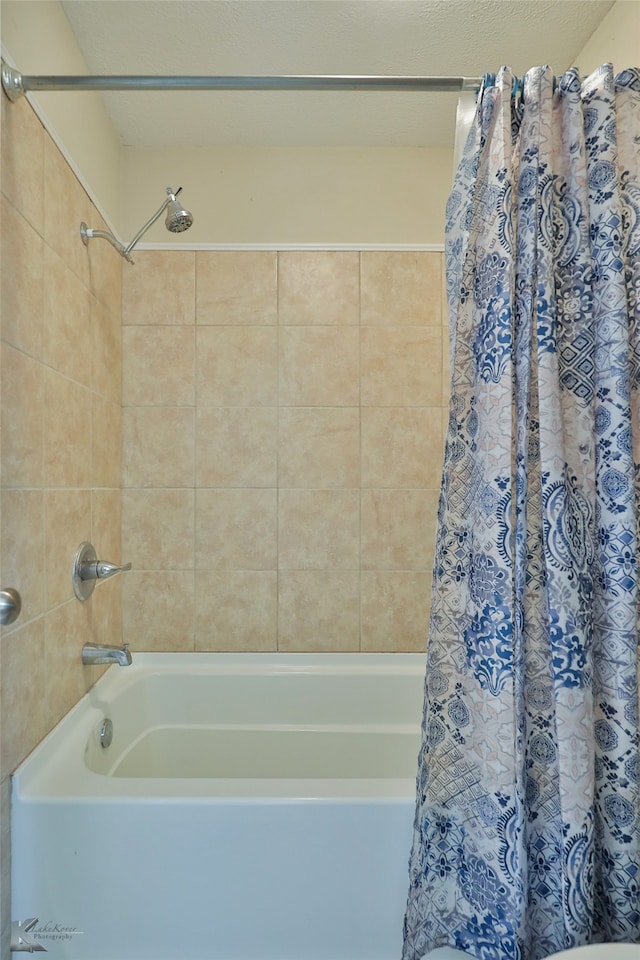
left=1, top=619, right=47, bottom=777
left=1, top=490, right=45, bottom=624
left=197, top=326, right=277, bottom=406
left=123, top=325, right=195, bottom=406
left=195, top=489, right=277, bottom=570
left=0, top=100, right=124, bottom=920
left=361, top=489, right=439, bottom=570
left=361, top=251, right=442, bottom=325
left=361, top=326, right=442, bottom=406
left=90, top=574, right=123, bottom=653
left=442, top=371, right=451, bottom=411
left=0, top=340, right=2, bottom=582
left=361, top=407, right=444, bottom=489
left=442, top=406, right=451, bottom=444
left=0, top=340, right=2, bottom=617
left=43, top=369, right=92, bottom=488
left=196, top=407, right=277, bottom=487
left=116, top=244, right=450, bottom=657
left=44, top=599, right=95, bottom=728
left=86, top=212, right=123, bottom=314
left=2, top=345, right=43, bottom=489
left=442, top=254, right=452, bottom=408
left=122, top=489, right=195, bottom=570
left=92, top=396, right=122, bottom=489
left=43, top=245, right=92, bottom=386
left=1, top=93, right=44, bottom=235
left=44, top=135, right=92, bottom=287
left=123, top=571, right=195, bottom=651
left=44, top=489, right=92, bottom=609
left=123, top=406, right=195, bottom=488
left=197, top=251, right=277, bottom=324
left=279, top=407, right=360, bottom=489
left=361, top=571, right=431, bottom=652
left=195, top=571, right=277, bottom=651
left=92, top=489, right=122, bottom=567
left=278, top=571, right=360, bottom=652
left=278, top=251, right=359, bottom=325
left=122, top=250, right=195, bottom=325
left=279, top=326, right=359, bottom=406
left=1, top=195, right=44, bottom=359
left=92, top=296, right=122, bottom=404
left=441, top=249, right=449, bottom=324
left=279, top=489, right=359, bottom=570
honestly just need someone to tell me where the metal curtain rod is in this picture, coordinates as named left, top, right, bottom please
left=1, top=62, right=483, bottom=101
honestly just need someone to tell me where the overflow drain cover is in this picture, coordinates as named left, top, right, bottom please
left=99, top=718, right=113, bottom=749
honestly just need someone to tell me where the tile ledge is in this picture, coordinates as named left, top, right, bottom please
left=137, top=242, right=445, bottom=253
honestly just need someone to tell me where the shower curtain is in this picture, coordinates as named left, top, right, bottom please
left=403, top=64, right=640, bottom=960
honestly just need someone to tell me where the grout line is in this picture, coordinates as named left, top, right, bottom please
left=358, top=251, right=363, bottom=652
left=275, top=251, right=280, bottom=652
left=137, top=242, right=446, bottom=253
left=192, top=261, right=197, bottom=651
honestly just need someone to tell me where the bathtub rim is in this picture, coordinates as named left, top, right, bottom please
left=12, top=651, right=426, bottom=802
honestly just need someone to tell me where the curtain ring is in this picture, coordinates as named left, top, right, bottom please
left=512, top=75, right=524, bottom=106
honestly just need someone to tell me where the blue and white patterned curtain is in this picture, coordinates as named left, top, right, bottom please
left=403, top=64, right=640, bottom=960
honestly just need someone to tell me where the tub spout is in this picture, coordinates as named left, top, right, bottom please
left=82, top=642, right=132, bottom=666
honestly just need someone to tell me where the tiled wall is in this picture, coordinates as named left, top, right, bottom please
left=0, top=95, right=123, bottom=946
left=0, top=90, right=447, bottom=950
left=122, top=249, right=447, bottom=653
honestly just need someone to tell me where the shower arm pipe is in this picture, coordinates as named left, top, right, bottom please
left=121, top=187, right=180, bottom=256
left=1, top=63, right=483, bottom=101
left=80, top=225, right=135, bottom=264
left=81, top=187, right=184, bottom=263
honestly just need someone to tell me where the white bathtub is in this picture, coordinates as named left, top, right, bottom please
left=11, top=653, right=426, bottom=960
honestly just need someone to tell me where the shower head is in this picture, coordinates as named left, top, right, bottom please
left=80, top=186, right=194, bottom=264
left=165, top=189, right=194, bottom=233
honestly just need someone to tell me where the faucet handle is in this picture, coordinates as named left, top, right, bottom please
left=95, top=560, right=132, bottom=579
left=73, top=542, right=132, bottom=601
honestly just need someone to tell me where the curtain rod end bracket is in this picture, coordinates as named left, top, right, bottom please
left=1, top=62, right=25, bottom=101
left=461, top=77, right=482, bottom=94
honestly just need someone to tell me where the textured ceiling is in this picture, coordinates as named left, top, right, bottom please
left=60, top=0, right=615, bottom=148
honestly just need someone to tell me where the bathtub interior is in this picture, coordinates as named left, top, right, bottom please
left=11, top=652, right=427, bottom=797
left=106, top=725, right=419, bottom=778
left=81, top=656, right=424, bottom=779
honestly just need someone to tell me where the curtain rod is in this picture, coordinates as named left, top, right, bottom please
left=1, top=62, right=482, bottom=101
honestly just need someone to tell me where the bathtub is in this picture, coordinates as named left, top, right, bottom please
left=11, top=653, right=426, bottom=960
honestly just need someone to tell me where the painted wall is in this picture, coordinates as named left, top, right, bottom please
left=121, top=145, right=453, bottom=246
left=119, top=0, right=640, bottom=248
left=1, top=0, right=122, bottom=234
left=3, top=0, right=639, bottom=250
left=571, top=0, right=639, bottom=74
left=2, top=0, right=454, bottom=246
left=0, top=92, right=123, bottom=954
